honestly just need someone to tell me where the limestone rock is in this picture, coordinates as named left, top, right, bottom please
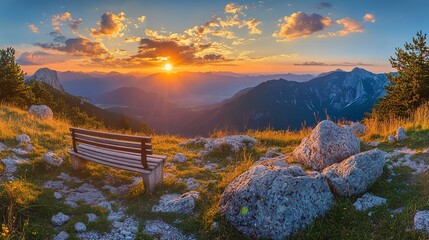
left=181, top=135, right=257, bottom=157
left=353, top=193, right=387, bottom=211
left=350, top=122, right=367, bottom=135
left=54, top=231, right=69, bottom=240
left=293, top=120, right=360, bottom=170
left=43, top=151, right=64, bottom=166
left=152, top=191, right=200, bottom=214
left=28, top=105, right=54, bottom=120
left=27, top=68, right=64, bottom=92
left=396, top=127, right=406, bottom=142
left=51, top=212, right=70, bottom=226
left=16, top=134, right=31, bottom=145
left=75, top=222, right=87, bottom=232
left=144, top=220, right=195, bottom=240
left=174, top=153, right=187, bottom=163
left=87, top=213, right=98, bottom=223
left=414, top=210, right=429, bottom=233
left=322, top=149, right=385, bottom=197
left=387, top=135, right=396, bottom=143
left=219, top=162, right=333, bottom=239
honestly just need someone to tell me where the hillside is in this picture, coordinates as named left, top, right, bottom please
left=2, top=105, right=429, bottom=239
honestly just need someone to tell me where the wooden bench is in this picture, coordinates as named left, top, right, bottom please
left=68, top=127, right=167, bottom=193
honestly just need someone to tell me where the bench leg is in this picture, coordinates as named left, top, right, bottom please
left=70, top=155, right=88, bottom=170
left=142, top=163, right=164, bottom=194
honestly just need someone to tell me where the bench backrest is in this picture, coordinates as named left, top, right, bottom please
left=70, top=127, right=152, bottom=169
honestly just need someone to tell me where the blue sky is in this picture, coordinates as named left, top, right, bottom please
left=1, top=0, right=428, bottom=74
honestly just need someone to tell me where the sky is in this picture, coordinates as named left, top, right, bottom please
left=1, top=0, right=428, bottom=75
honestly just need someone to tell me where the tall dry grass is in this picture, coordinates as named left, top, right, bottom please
left=363, top=102, right=429, bottom=140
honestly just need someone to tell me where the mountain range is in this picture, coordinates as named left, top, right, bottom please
left=28, top=67, right=389, bottom=136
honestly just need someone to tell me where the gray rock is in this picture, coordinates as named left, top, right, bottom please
left=1, top=155, right=29, bottom=180
left=210, top=222, right=219, bottom=231
left=54, top=192, right=62, bottom=199
left=152, top=191, right=200, bottom=214
left=64, top=201, right=78, bottom=208
left=174, top=153, right=187, bottom=163
left=364, top=141, right=380, bottom=147
left=353, top=193, right=387, bottom=211
left=75, top=222, right=86, bottom=232
left=16, top=134, right=31, bottom=145
left=10, top=148, right=28, bottom=155
left=387, top=135, right=396, bottom=143
left=219, top=162, right=333, bottom=239
left=0, top=142, right=7, bottom=151
left=54, top=231, right=69, bottom=240
left=396, top=127, right=406, bottom=142
left=144, top=220, right=195, bottom=240
left=264, top=147, right=281, bottom=158
left=322, top=149, right=385, bottom=196
left=181, top=135, right=257, bottom=157
left=293, top=120, right=360, bottom=170
left=43, top=151, right=64, bottom=167
left=349, top=122, right=367, bottom=135
left=87, top=213, right=98, bottom=223
left=28, top=105, right=54, bottom=120
left=51, top=212, right=70, bottom=226
left=414, top=210, right=429, bottom=233
left=28, top=68, right=64, bottom=91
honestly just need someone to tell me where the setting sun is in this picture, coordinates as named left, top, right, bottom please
left=164, top=63, right=172, bottom=71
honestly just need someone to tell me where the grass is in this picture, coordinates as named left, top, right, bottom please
left=2, top=103, right=429, bottom=239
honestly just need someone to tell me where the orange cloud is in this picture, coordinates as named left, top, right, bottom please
left=51, top=12, right=83, bottom=32
left=36, top=37, right=109, bottom=57
left=125, top=36, right=141, bottom=42
left=363, top=13, right=376, bottom=23
left=225, top=3, right=248, bottom=14
left=28, top=24, right=39, bottom=33
left=334, top=17, right=364, bottom=36
left=91, top=12, right=127, bottom=37
left=276, top=12, right=332, bottom=39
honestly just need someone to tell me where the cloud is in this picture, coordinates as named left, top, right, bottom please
left=125, top=36, right=141, bottom=42
left=225, top=3, right=248, bottom=14
left=316, top=2, right=332, bottom=9
left=17, top=51, right=70, bottom=65
left=52, top=12, right=83, bottom=31
left=363, top=13, right=376, bottom=23
left=294, top=61, right=373, bottom=66
left=131, top=38, right=217, bottom=65
left=36, top=37, right=109, bottom=57
left=243, top=18, right=262, bottom=35
left=137, top=16, right=146, bottom=23
left=28, top=24, right=39, bottom=33
left=91, top=12, right=127, bottom=37
left=334, top=17, right=364, bottom=36
left=275, top=12, right=332, bottom=39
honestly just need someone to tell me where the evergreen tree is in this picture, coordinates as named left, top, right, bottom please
left=118, top=115, right=130, bottom=130
left=0, top=47, right=29, bottom=104
left=373, top=31, right=429, bottom=118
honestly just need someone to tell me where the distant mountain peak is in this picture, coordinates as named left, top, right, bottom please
left=28, top=68, right=64, bottom=92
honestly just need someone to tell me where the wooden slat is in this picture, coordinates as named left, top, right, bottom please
left=74, top=137, right=154, bottom=154
left=71, top=127, right=151, bottom=143
left=78, top=144, right=164, bottom=164
left=77, top=146, right=159, bottom=168
left=75, top=133, right=147, bottom=149
left=69, top=151, right=151, bottom=174
left=77, top=148, right=157, bottom=170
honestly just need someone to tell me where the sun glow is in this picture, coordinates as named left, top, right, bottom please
left=164, top=63, right=173, bottom=71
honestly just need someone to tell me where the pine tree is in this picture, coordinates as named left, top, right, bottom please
left=373, top=31, right=429, bottom=118
left=0, top=47, right=29, bottom=104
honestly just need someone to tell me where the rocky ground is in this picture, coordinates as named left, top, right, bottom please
left=2, top=106, right=429, bottom=239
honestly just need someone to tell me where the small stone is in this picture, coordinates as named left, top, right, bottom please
left=210, top=222, right=219, bottom=231
left=75, top=222, right=86, bottom=232
left=87, top=213, right=98, bottom=223
left=130, top=226, right=138, bottom=234
left=414, top=210, right=429, bottom=233
left=120, top=230, right=131, bottom=236
left=174, top=153, right=187, bottom=163
left=54, top=192, right=62, bottom=199
left=51, top=212, right=70, bottom=226
left=387, top=135, right=396, bottom=143
left=113, top=221, right=124, bottom=229
left=54, top=231, right=69, bottom=240
left=391, top=207, right=404, bottom=214
left=396, top=127, right=406, bottom=142
left=16, top=134, right=31, bottom=145
left=353, top=193, right=387, bottom=211
left=43, top=151, right=64, bottom=167
left=368, top=212, right=373, bottom=217
left=64, top=201, right=78, bottom=208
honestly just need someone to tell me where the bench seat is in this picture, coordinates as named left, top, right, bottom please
left=68, top=127, right=167, bottom=193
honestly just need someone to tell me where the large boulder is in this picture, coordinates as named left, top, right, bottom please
left=27, top=68, right=64, bottom=92
left=219, top=161, right=334, bottom=239
left=29, top=105, right=53, bottom=120
left=322, top=149, right=385, bottom=197
left=293, top=120, right=360, bottom=170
